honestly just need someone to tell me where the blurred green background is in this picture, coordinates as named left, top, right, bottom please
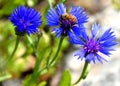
left=0, top=0, right=120, bottom=86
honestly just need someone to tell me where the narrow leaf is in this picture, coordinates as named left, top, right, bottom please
left=46, top=48, right=53, bottom=66
left=38, top=81, right=47, bottom=86
left=60, top=70, right=71, bottom=86
left=0, top=72, right=12, bottom=81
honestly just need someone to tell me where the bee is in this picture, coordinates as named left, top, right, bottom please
left=61, top=13, right=77, bottom=23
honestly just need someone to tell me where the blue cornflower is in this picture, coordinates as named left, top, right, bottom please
left=10, top=6, right=42, bottom=36
left=71, top=23, right=117, bottom=64
left=46, top=3, right=88, bottom=39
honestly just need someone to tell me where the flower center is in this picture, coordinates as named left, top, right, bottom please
left=20, top=19, right=32, bottom=29
left=59, top=13, right=77, bottom=31
left=84, top=39, right=100, bottom=54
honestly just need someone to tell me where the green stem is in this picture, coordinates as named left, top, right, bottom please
left=49, top=37, right=64, bottom=66
left=8, top=36, right=20, bottom=62
left=35, top=34, right=41, bottom=51
left=37, top=37, right=64, bottom=77
left=3, top=36, right=20, bottom=71
left=73, top=61, right=89, bottom=85
left=28, top=34, right=41, bottom=86
left=26, top=35, right=34, bottom=48
left=33, top=34, right=41, bottom=72
left=28, top=37, right=64, bottom=85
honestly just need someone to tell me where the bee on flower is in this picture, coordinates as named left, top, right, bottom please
left=46, top=3, right=88, bottom=40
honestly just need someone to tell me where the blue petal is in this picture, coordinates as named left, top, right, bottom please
left=56, top=3, right=66, bottom=16
left=72, top=25, right=85, bottom=36
left=99, top=28, right=114, bottom=41
left=102, top=35, right=116, bottom=42
left=100, top=35, right=117, bottom=48
left=46, top=8, right=59, bottom=26
left=52, top=27, right=63, bottom=37
left=85, top=53, right=95, bottom=64
left=17, top=6, right=26, bottom=18
left=27, top=30, right=31, bottom=36
left=79, top=30, right=88, bottom=42
left=25, top=8, right=42, bottom=28
left=99, top=48, right=111, bottom=56
left=74, top=49, right=85, bottom=60
left=10, top=6, right=42, bottom=36
left=101, top=40, right=117, bottom=47
left=68, top=31, right=85, bottom=45
left=96, top=54, right=103, bottom=64
left=10, top=7, right=25, bottom=26
left=91, top=23, right=101, bottom=39
left=28, top=8, right=40, bottom=18
left=27, top=28, right=38, bottom=35
left=96, top=54, right=107, bottom=64
left=26, top=8, right=41, bottom=23
left=70, top=6, right=88, bottom=25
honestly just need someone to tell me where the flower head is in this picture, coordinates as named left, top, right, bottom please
left=10, top=6, right=42, bottom=36
left=71, top=23, right=117, bottom=64
left=46, top=3, right=88, bottom=39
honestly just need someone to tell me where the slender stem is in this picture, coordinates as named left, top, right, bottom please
left=28, top=36, right=64, bottom=85
left=35, top=34, right=41, bottom=51
left=37, top=37, right=64, bottom=76
left=26, top=35, right=34, bottom=48
left=2, top=36, right=20, bottom=71
left=28, top=34, right=41, bottom=86
left=49, top=37, right=64, bottom=66
left=7, top=36, right=20, bottom=62
left=73, top=61, right=89, bottom=85
left=33, top=34, right=41, bottom=72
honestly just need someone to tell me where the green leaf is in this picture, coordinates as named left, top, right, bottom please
left=38, top=81, right=47, bottom=86
left=0, top=72, right=12, bottom=81
left=46, top=48, right=53, bottom=66
left=60, top=70, right=71, bottom=86
left=34, top=46, right=49, bottom=73
left=38, top=46, right=49, bottom=65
